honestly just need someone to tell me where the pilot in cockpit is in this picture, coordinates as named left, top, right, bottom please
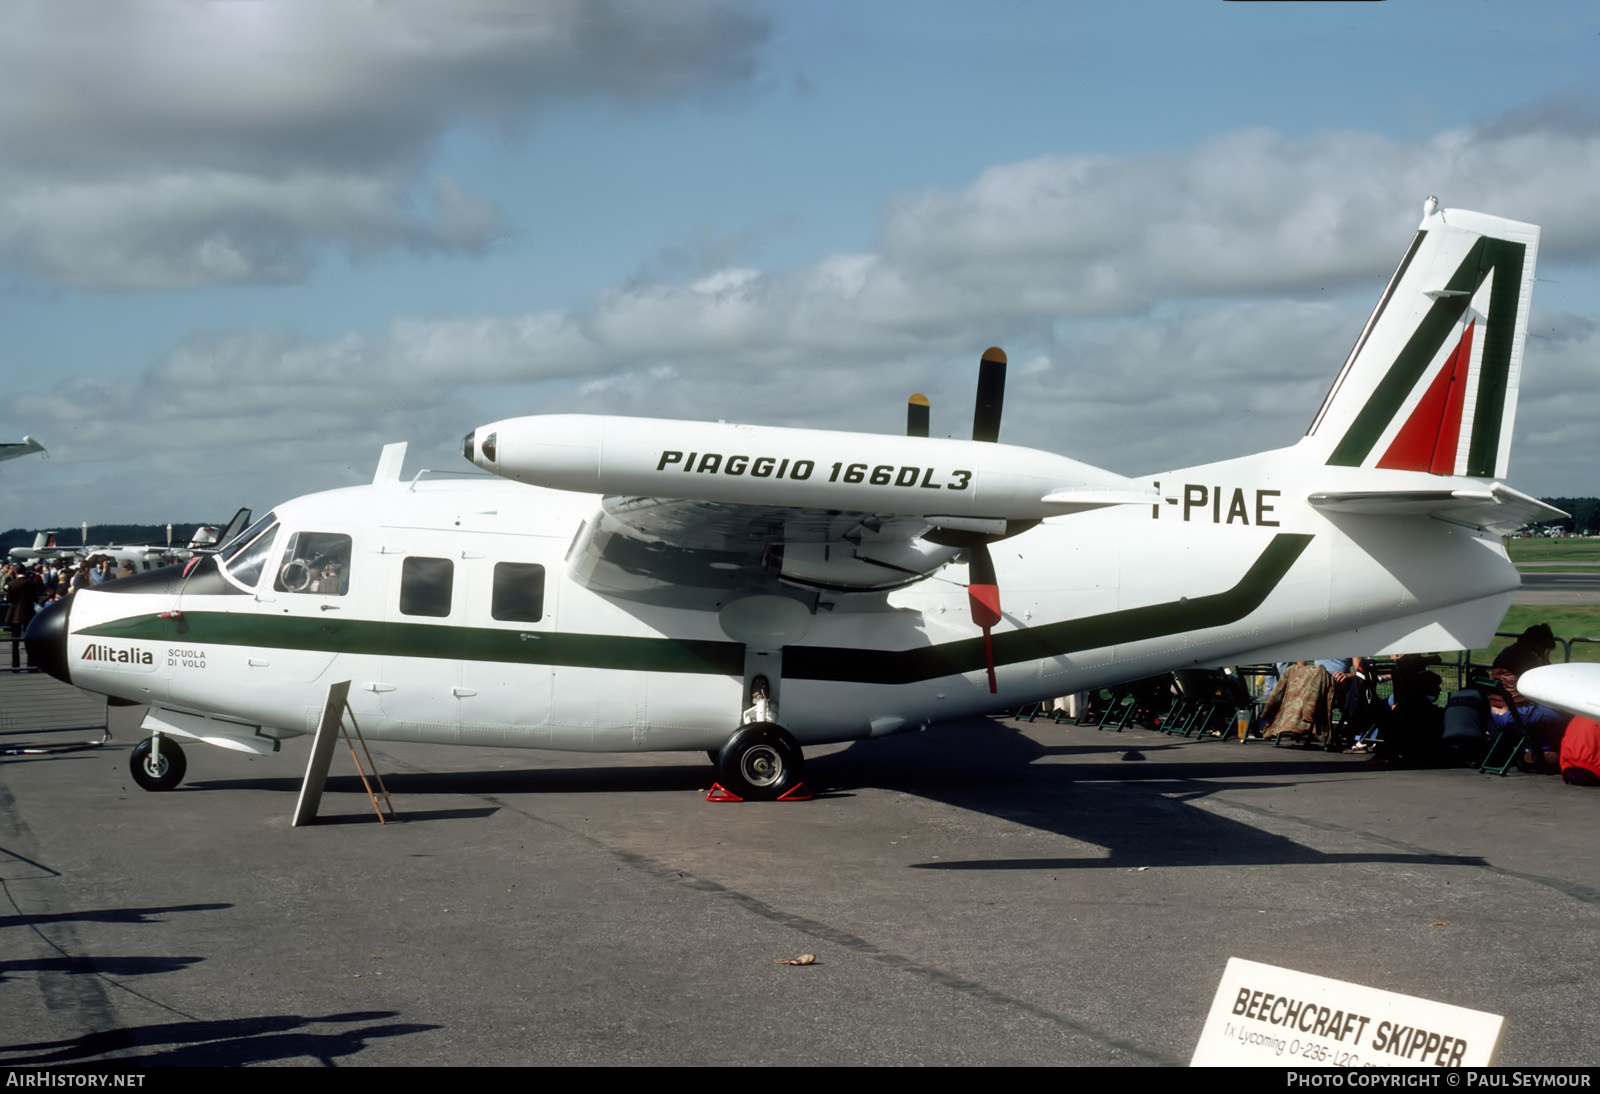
left=311, top=561, right=346, bottom=596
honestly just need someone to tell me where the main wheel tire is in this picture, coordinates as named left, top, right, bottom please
left=129, top=736, right=187, bottom=792
left=716, top=722, right=804, bottom=802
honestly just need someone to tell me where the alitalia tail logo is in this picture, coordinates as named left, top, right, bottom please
left=82, top=643, right=154, bottom=665
left=1328, top=234, right=1529, bottom=478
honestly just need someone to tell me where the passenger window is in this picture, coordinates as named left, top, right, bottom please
left=274, top=532, right=352, bottom=596
left=492, top=563, right=545, bottom=622
left=400, top=557, right=453, bottom=617
left=224, top=522, right=279, bottom=589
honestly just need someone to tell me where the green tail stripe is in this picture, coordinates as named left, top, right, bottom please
left=80, top=534, right=1313, bottom=686
left=1328, top=237, right=1525, bottom=474
left=1465, top=238, right=1527, bottom=476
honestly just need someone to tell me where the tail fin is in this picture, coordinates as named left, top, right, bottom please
left=1304, top=198, right=1539, bottom=481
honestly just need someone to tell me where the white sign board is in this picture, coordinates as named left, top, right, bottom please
left=1191, top=957, right=1504, bottom=1067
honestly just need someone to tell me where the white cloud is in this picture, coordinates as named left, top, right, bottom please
left=879, top=124, right=1600, bottom=322
left=0, top=0, right=769, bottom=288
left=3, top=171, right=507, bottom=289
left=8, top=110, right=1600, bottom=521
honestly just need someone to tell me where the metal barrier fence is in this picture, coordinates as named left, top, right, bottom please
left=0, top=665, right=109, bottom=751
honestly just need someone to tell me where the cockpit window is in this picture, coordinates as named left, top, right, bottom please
left=219, top=510, right=277, bottom=565
left=274, top=532, right=352, bottom=596
left=223, top=522, right=279, bottom=589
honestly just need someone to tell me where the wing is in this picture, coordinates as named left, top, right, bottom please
left=461, top=411, right=1155, bottom=608
left=0, top=436, right=45, bottom=463
left=566, top=488, right=1156, bottom=609
left=567, top=498, right=957, bottom=609
left=1308, top=483, right=1565, bottom=536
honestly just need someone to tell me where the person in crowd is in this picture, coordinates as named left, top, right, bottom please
left=1260, top=661, right=1335, bottom=745
left=1369, top=670, right=1446, bottom=765
left=1490, top=623, right=1568, bottom=772
left=5, top=563, right=40, bottom=669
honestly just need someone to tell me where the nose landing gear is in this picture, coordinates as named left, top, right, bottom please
left=130, top=735, right=187, bottom=792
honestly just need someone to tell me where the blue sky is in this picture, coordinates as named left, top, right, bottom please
left=3, top=0, right=1600, bottom=529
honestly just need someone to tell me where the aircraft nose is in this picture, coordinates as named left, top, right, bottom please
left=24, top=594, right=72, bottom=684
left=460, top=429, right=475, bottom=463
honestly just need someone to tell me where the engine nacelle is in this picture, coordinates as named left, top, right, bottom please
left=464, top=414, right=1143, bottom=520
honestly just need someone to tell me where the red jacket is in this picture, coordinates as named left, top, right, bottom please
left=1561, top=717, right=1600, bottom=781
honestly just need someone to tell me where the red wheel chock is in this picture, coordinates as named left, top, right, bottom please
left=704, top=782, right=813, bottom=802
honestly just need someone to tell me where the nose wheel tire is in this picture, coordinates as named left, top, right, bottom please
left=130, top=736, right=187, bottom=792
left=717, top=722, right=804, bottom=802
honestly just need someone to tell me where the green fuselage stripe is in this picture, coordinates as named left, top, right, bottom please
left=80, top=533, right=1313, bottom=685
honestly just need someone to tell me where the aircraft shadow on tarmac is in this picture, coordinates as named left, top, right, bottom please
left=0, top=1012, right=441, bottom=1067
left=0, top=751, right=100, bottom=768
left=0, top=955, right=202, bottom=984
left=0, top=884, right=441, bottom=1066
left=0, top=902, right=232, bottom=931
left=821, top=720, right=1491, bottom=873
left=184, top=718, right=1491, bottom=875
left=189, top=765, right=716, bottom=800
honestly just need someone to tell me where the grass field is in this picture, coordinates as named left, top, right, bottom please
left=1507, top=538, right=1600, bottom=566
left=1469, top=604, right=1600, bottom=666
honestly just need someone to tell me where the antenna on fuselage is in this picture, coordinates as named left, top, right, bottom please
left=373, top=442, right=408, bottom=485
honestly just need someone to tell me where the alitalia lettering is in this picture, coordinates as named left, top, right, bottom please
left=655, top=450, right=971, bottom=490
left=1151, top=482, right=1280, bottom=526
left=81, top=643, right=154, bottom=665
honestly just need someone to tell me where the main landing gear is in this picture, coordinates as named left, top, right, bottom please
left=710, top=675, right=811, bottom=801
left=130, top=735, right=187, bottom=792
left=716, top=721, right=806, bottom=801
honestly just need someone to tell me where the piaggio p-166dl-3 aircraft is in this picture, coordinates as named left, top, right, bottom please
left=27, top=199, right=1565, bottom=800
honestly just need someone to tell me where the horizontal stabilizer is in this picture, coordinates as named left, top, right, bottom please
left=1308, top=482, right=1565, bottom=535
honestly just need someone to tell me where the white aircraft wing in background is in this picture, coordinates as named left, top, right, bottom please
left=1, top=436, right=45, bottom=463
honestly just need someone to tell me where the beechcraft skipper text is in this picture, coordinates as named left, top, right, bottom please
left=1230, top=985, right=1473, bottom=1066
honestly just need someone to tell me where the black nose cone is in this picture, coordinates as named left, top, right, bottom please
left=461, top=429, right=475, bottom=462
left=25, top=595, right=72, bottom=684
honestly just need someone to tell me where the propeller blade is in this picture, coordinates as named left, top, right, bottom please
left=907, top=393, right=930, bottom=438
left=966, top=542, right=1002, bottom=693
left=972, top=347, right=1006, bottom=443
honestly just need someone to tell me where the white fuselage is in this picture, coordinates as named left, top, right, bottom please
left=58, top=443, right=1519, bottom=757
